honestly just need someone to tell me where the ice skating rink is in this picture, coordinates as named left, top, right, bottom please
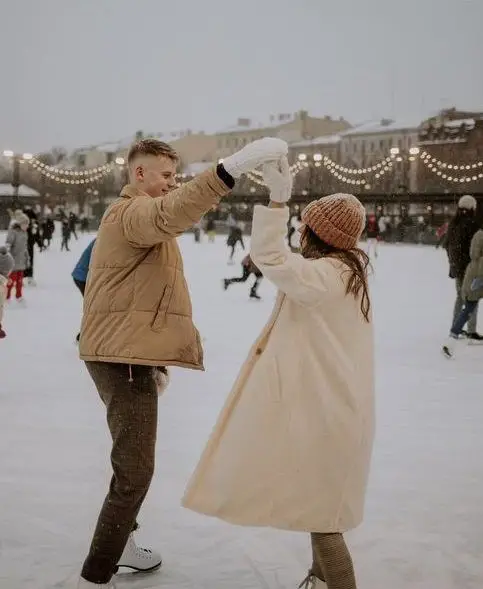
left=0, top=231, right=482, bottom=589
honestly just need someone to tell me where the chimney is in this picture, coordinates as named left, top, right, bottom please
left=237, top=117, right=251, bottom=127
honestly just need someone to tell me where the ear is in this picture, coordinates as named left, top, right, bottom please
left=134, top=164, right=144, bottom=181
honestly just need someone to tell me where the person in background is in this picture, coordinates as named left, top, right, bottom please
left=365, top=213, right=380, bottom=258
left=435, top=220, right=449, bottom=249
left=69, top=212, right=79, bottom=240
left=80, top=216, right=90, bottom=233
left=72, top=239, right=96, bottom=342
left=227, top=221, right=245, bottom=264
left=183, top=158, right=374, bottom=589
left=0, top=246, right=14, bottom=338
left=41, top=215, right=55, bottom=248
left=5, top=214, right=30, bottom=303
left=223, top=253, right=263, bottom=300
left=443, top=224, right=483, bottom=357
left=288, top=211, right=302, bottom=250
left=205, top=216, right=216, bottom=242
left=443, top=195, right=481, bottom=341
left=61, top=218, right=72, bottom=251
left=193, top=220, right=202, bottom=242
left=23, top=206, right=43, bottom=286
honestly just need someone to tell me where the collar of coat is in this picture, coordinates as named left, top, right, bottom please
left=120, top=184, right=150, bottom=200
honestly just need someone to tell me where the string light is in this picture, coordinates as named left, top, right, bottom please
left=419, top=150, right=483, bottom=184
left=4, top=144, right=483, bottom=188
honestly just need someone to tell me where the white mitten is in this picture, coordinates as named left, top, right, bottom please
left=222, top=137, right=288, bottom=178
left=262, top=156, right=293, bottom=203
left=152, top=367, right=170, bottom=396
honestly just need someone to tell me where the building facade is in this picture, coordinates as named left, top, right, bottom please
left=416, top=108, right=483, bottom=194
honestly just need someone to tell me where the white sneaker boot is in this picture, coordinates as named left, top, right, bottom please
left=78, top=578, right=116, bottom=588
left=116, top=532, right=162, bottom=573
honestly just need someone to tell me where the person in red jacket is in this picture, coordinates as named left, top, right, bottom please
left=365, top=213, right=380, bottom=258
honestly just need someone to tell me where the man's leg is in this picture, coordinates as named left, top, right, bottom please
left=81, top=362, right=158, bottom=584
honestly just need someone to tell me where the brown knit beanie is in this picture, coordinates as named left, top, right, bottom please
left=301, top=193, right=366, bottom=250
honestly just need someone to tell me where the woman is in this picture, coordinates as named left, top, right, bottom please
left=5, top=214, right=30, bottom=303
left=183, top=157, right=375, bottom=589
left=0, top=246, right=14, bottom=338
left=443, top=225, right=483, bottom=358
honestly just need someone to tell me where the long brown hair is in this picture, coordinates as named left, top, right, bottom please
left=300, top=226, right=372, bottom=322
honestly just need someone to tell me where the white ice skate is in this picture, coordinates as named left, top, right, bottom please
left=78, top=578, right=115, bottom=588
left=115, top=532, right=162, bottom=573
left=298, top=571, right=327, bottom=588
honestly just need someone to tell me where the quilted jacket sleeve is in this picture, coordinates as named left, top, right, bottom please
left=0, top=276, right=6, bottom=325
left=250, top=205, right=334, bottom=307
left=121, top=168, right=232, bottom=247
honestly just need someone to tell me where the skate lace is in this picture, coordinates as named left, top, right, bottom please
left=133, top=543, right=153, bottom=558
left=298, top=570, right=316, bottom=589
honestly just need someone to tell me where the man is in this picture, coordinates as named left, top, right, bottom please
left=444, top=194, right=482, bottom=341
left=77, top=136, right=287, bottom=588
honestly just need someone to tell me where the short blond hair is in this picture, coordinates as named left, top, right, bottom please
left=127, top=138, right=178, bottom=165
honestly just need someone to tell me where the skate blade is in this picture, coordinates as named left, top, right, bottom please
left=441, top=346, right=453, bottom=359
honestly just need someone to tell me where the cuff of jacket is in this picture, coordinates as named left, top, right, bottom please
left=216, top=164, right=235, bottom=189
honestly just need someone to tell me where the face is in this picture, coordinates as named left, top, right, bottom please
left=130, top=155, right=177, bottom=198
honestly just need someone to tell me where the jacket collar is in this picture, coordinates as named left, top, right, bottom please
left=120, top=184, right=150, bottom=200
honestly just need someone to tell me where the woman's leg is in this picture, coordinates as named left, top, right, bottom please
left=450, top=300, right=479, bottom=337
left=310, top=533, right=356, bottom=589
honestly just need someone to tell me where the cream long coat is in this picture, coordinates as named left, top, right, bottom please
left=182, top=205, right=375, bottom=533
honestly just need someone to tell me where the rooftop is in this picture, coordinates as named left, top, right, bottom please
left=340, top=117, right=422, bottom=137
left=217, top=111, right=348, bottom=134
left=291, top=134, right=342, bottom=148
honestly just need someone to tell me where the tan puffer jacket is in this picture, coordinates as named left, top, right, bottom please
left=79, top=168, right=232, bottom=369
left=462, top=229, right=483, bottom=302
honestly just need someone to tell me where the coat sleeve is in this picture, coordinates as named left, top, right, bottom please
left=5, top=229, right=15, bottom=252
left=250, top=205, right=333, bottom=307
left=469, top=230, right=483, bottom=262
left=0, top=280, right=6, bottom=325
left=121, top=168, right=232, bottom=247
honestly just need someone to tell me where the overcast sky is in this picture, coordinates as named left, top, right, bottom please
left=1, top=0, right=482, bottom=153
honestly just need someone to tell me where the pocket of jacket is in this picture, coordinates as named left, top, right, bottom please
left=151, top=284, right=173, bottom=331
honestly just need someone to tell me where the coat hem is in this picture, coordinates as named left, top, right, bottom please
left=181, top=502, right=357, bottom=534
left=79, top=354, right=204, bottom=370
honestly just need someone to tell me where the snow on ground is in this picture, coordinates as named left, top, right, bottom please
left=0, top=231, right=482, bottom=589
